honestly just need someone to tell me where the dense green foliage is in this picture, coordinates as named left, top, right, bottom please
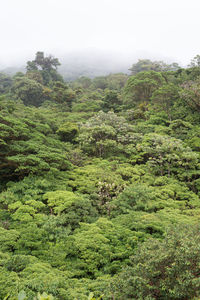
left=1, top=53, right=200, bottom=299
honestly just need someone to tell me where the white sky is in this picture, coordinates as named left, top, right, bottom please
left=0, top=0, right=200, bottom=66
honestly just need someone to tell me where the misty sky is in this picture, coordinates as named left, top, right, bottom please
left=1, top=0, right=200, bottom=67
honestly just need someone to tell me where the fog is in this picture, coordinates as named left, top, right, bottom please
left=1, top=0, right=200, bottom=74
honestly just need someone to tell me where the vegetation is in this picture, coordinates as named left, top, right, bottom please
left=1, top=53, right=200, bottom=299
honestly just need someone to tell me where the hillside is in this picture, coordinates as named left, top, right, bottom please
left=1, top=53, right=200, bottom=299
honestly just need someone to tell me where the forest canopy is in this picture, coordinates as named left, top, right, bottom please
left=1, top=52, right=200, bottom=299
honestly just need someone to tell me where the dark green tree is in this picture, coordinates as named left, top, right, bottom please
left=129, top=59, right=180, bottom=75
left=111, top=225, right=200, bottom=300
left=12, top=76, right=45, bottom=106
left=51, top=81, right=76, bottom=109
left=151, top=83, right=180, bottom=120
left=102, top=90, right=122, bottom=112
left=0, top=73, right=12, bottom=94
left=26, top=52, right=63, bottom=85
left=124, top=71, right=165, bottom=107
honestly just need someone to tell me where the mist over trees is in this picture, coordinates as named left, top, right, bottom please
left=0, top=50, right=132, bottom=81
left=1, top=51, right=200, bottom=299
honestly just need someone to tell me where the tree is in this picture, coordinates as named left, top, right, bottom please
left=129, top=59, right=180, bottom=75
left=26, top=52, right=63, bottom=85
left=76, top=76, right=92, bottom=89
left=101, top=89, right=122, bottom=112
left=92, top=77, right=108, bottom=90
left=180, top=79, right=200, bottom=112
left=106, top=73, right=128, bottom=90
left=0, top=73, right=12, bottom=94
left=151, top=83, right=180, bottom=120
left=138, top=133, right=199, bottom=179
left=124, top=71, right=165, bottom=107
left=188, top=54, right=200, bottom=67
left=65, top=218, right=135, bottom=277
left=78, top=111, right=135, bottom=157
left=56, top=122, right=79, bottom=142
left=27, top=52, right=60, bottom=72
left=51, top=81, right=76, bottom=109
left=26, top=70, right=44, bottom=84
left=111, top=178, right=199, bottom=217
left=111, top=225, right=200, bottom=300
left=0, top=105, right=71, bottom=182
left=12, top=76, right=45, bottom=106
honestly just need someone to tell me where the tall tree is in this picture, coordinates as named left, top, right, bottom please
left=26, top=52, right=63, bottom=85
